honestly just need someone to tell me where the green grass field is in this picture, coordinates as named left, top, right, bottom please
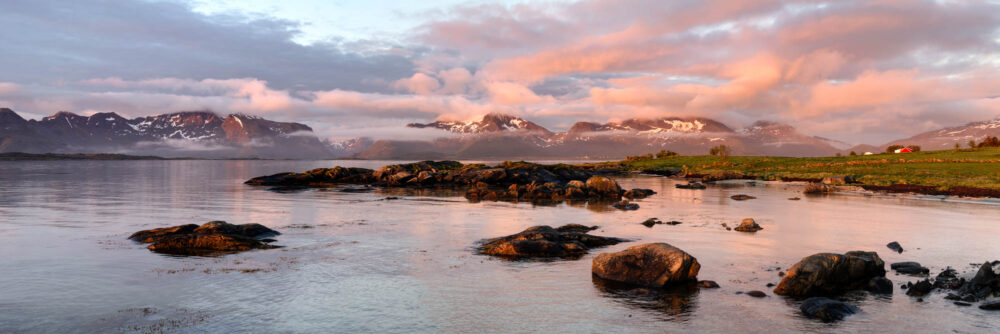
left=597, top=147, right=1000, bottom=191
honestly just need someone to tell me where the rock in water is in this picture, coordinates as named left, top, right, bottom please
left=981, top=301, right=1000, bottom=310
left=800, top=297, right=861, bottom=322
left=675, top=182, right=706, bottom=189
left=697, top=280, right=720, bottom=288
left=747, top=290, right=767, bottom=298
left=891, top=261, right=930, bottom=275
left=623, top=188, right=656, bottom=199
left=730, top=194, right=756, bottom=200
left=592, top=243, right=701, bottom=288
left=906, top=279, right=934, bottom=297
left=733, top=218, right=763, bottom=232
left=886, top=241, right=904, bottom=253
left=641, top=218, right=662, bottom=228
left=866, top=277, right=894, bottom=294
left=478, top=225, right=625, bottom=259
left=612, top=200, right=639, bottom=210
left=774, top=251, right=886, bottom=297
left=129, top=221, right=281, bottom=255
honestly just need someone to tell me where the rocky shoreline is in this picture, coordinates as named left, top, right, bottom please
left=247, top=160, right=655, bottom=206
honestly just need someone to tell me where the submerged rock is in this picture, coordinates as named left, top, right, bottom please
left=800, top=297, right=860, bottom=322
left=592, top=243, right=701, bottom=288
left=675, top=182, right=707, bottom=190
left=774, top=251, right=886, bottom=297
left=129, top=221, right=281, bottom=255
left=886, top=241, right=904, bottom=253
left=478, top=225, right=625, bottom=259
left=733, top=218, right=763, bottom=232
left=641, top=218, right=681, bottom=228
left=730, top=194, right=756, bottom=201
left=891, top=262, right=930, bottom=275
left=612, top=200, right=639, bottom=210
left=623, top=188, right=656, bottom=199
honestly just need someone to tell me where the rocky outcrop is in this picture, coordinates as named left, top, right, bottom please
left=773, top=251, right=886, bottom=297
left=733, top=218, right=762, bottom=232
left=592, top=243, right=701, bottom=288
left=800, top=297, right=860, bottom=322
left=248, top=160, right=631, bottom=205
left=129, top=221, right=280, bottom=255
left=245, top=167, right=375, bottom=186
left=478, top=225, right=625, bottom=259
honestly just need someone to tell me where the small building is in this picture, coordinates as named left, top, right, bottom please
left=894, top=148, right=912, bottom=154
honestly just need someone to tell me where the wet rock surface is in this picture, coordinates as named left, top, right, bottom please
left=592, top=243, right=701, bottom=288
left=478, top=225, right=626, bottom=259
left=774, top=251, right=886, bottom=297
left=733, top=218, right=763, bottom=232
left=886, top=241, right=904, bottom=253
left=866, top=277, right=894, bottom=294
left=129, top=221, right=281, bottom=255
left=892, top=261, right=930, bottom=275
left=800, top=297, right=860, bottom=322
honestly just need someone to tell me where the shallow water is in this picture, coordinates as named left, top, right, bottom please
left=1, top=160, right=999, bottom=333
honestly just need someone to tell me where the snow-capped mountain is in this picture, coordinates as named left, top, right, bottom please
left=886, top=118, right=1000, bottom=149
left=356, top=113, right=843, bottom=159
left=0, top=108, right=332, bottom=159
left=407, top=113, right=552, bottom=135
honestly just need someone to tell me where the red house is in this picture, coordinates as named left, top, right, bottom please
left=894, top=147, right=912, bottom=154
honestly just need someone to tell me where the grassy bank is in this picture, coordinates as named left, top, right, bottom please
left=595, top=147, right=1000, bottom=195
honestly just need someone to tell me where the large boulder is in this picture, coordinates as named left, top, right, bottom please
left=129, top=221, right=281, bottom=255
left=733, top=218, right=762, bottom=232
left=773, top=251, right=886, bottom=297
left=800, top=297, right=860, bottom=322
left=478, top=225, right=625, bottom=258
left=585, top=176, right=622, bottom=197
left=591, top=243, right=701, bottom=288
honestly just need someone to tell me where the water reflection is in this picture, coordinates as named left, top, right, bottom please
left=591, top=275, right=699, bottom=320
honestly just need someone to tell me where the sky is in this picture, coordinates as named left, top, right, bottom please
left=0, top=0, right=999, bottom=145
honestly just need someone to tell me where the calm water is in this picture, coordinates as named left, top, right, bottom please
left=1, top=160, right=999, bottom=333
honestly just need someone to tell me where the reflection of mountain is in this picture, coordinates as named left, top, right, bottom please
left=0, top=108, right=332, bottom=159
left=355, top=113, right=843, bottom=159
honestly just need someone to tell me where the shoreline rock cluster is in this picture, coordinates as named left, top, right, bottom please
left=247, top=160, right=656, bottom=205
left=128, top=221, right=281, bottom=255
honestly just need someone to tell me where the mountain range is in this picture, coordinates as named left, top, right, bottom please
left=3, top=107, right=999, bottom=159
left=0, top=108, right=332, bottom=159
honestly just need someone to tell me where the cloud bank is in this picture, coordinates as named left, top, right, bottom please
left=1, top=0, right=998, bottom=144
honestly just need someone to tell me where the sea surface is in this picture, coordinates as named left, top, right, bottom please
left=1, top=160, right=999, bottom=333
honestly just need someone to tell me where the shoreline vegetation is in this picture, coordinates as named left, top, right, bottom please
left=596, top=147, right=1000, bottom=198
